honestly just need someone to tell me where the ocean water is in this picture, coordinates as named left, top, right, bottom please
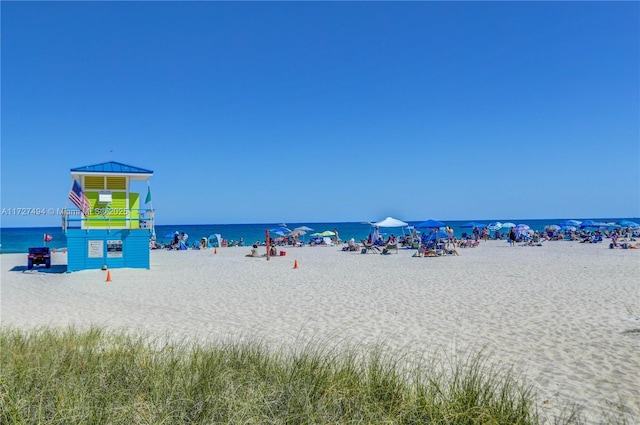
left=1, top=217, right=636, bottom=254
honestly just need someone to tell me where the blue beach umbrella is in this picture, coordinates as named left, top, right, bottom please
left=461, top=222, right=487, bottom=228
left=425, top=230, right=450, bottom=241
left=269, top=226, right=292, bottom=234
left=619, top=220, right=640, bottom=228
left=559, top=219, right=582, bottom=227
left=415, top=219, right=446, bottom=229
left=580, top=220, right=614, bottom=229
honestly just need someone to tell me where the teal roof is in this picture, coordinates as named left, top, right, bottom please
left=70, top=161, right=153, bottom=174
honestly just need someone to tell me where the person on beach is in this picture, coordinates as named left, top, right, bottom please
left=246, top=244, right=260, bottom=257
left=508, top=227, right=516, bottom=247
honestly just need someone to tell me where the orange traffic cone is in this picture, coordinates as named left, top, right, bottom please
left=214, top=248, right=217, bottom=254
left=293, top=260, right=298, bottom=269
left=106, top=271, right=112, bottom=282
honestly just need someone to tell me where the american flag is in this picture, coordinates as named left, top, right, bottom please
left=68, top=180, right=91, bottom=216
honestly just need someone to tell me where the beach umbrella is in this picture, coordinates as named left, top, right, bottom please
left=319, top=230, right=335, bottom=237
left=501, top=222, right=516, bottom=228
left=580, top=221, right=613, bottom=229
left=269, top=226, right=291, bottom=234
left=559, top=219, right=582, bottom=227
left=461, top=222, right=487, bottom=228
left=425, top=230, right=450, bottom=241
left=545, top=225, right=561, bottom=231
left=289, top=228, right=309, bottom=243
left=487, top=222, right=502, bottom=231
left=415, top=219, right=446, bottom=229
left=619, top=220, right=640, bottom=228
left=294, top=226, right=314, bottom=232
left=514, top=224, right=530, bottom=231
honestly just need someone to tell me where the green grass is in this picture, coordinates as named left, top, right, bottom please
left=0, top=326, right=630, bottom=424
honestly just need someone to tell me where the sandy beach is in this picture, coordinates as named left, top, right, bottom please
left=2, top=240, right=638, bottom=423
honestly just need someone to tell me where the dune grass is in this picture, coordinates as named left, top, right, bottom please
left=0, top=326, right=621, bottom=424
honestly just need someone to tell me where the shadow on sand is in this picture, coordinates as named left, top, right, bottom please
left=11, top=265, right=68, bottom=274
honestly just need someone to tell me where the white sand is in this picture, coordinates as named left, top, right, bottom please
left=2, top=240, right=639, bottom=423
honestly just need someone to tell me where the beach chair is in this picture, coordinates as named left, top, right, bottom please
left=382, top=243, right=398, bottom=254
left=361, top=239, right=380, bottom=254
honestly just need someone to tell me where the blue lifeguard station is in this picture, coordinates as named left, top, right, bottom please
left=63, top=161, right=154, bottom=272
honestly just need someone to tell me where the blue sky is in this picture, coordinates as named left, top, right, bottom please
left=1, top=1, right=638, bottom=227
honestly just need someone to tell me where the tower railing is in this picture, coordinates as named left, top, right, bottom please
left=62, top=208, right=155, bottom=232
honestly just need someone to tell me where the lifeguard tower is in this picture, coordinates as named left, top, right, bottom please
left=63, top=161, right=154, bottom=272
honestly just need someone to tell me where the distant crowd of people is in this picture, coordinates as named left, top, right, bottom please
left=148, top=224, right=639, bottom=252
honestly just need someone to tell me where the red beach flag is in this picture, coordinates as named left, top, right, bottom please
left=44, top=234, right=53, bottom=242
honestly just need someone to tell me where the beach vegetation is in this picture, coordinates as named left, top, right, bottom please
left=0, top=326, right=630, bottom=424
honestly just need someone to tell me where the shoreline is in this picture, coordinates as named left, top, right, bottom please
left=2, top=240, right=638, bottom=423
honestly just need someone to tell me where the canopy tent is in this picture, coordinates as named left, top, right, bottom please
left=373, top=217, right=409, bottom=228
left=370, top=217, right=409, bottom=243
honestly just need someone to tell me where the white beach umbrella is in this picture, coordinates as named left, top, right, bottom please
left=487, top=222, right=502, bottom=231
left=294, top=226, right=314, bottom=232
left=501, top=222, right=516, bottom=228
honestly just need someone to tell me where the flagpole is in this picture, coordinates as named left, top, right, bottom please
left=146, top=181, right=155, bottom=240
left=64, top=180, right=76, bottom=231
